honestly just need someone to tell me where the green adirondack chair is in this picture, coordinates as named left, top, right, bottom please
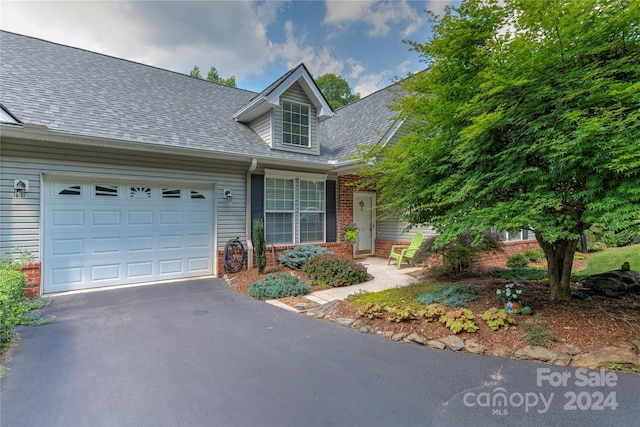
left=387, top=232, right=424, bottom=269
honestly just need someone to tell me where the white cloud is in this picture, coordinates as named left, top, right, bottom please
left=354, top=72, right=391, bottom=97
left=324, top=0, right=425, bottom=38
left=268, top=21, right=345, bottom=78
left=0, top=1, right=278, bottom=80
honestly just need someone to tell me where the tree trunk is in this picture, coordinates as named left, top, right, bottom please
left=535, top=233, right=579, bottom=301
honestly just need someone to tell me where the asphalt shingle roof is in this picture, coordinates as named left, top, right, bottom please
left=0, top=31, right=398, bottom=165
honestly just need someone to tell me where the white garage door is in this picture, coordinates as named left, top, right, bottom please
left=43, top=177, right=214, bottom=293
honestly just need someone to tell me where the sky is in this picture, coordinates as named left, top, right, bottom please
left=0, top=0, right=456, bottom=97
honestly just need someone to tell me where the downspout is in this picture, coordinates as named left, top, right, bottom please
left=245, top=158, right=258, bottom=269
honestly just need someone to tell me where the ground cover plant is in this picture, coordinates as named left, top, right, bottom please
left=248, top=273, right=310, bottom=300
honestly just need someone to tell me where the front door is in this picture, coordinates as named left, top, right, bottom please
left=353, top=192, right=375, bottom=257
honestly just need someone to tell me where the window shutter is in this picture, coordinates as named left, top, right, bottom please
left=326, top=180, right=337, bottom=242
left=250, top=174, right=264, bottom=240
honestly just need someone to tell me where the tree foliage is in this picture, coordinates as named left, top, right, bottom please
left=358, top=0, right=640, bottom=300
left=189, top=65, right=236, bottom=87
left=316, top=73, right=360, bottom=109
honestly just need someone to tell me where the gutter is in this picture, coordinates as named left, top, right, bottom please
left=0, top=123, right=336, bottom=172
left=245, top=158, right=258, bottom=270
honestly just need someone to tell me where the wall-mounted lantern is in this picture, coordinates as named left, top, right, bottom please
left=223, top=189, right=233, bottom=203
left=13, top=179, right=29, bottom=198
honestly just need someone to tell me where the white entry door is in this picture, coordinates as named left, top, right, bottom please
left=43, top=177, right=214, bottom=293
left=353, top=192, right=375, bottom=257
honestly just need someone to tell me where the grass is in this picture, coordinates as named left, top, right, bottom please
left=574, top=244, right=640, bottom=276
left=348, top=281, right=440, bottom=308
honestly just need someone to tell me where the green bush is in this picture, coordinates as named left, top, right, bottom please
left=248, top=273, right=310, bottom=300
left=523, top=248, right=544, bottom=263
left=278, top=245, right=327, bottom=270
left=506, top=252, right=530, bottom=268
left=489, top=268, right=548, bottom=281
left=416, top=285, right=479, bottom=307
left=0, top=247, right=33, bottom=271
left=303, top=254, right=368, bottom=287
left=0, top=269, right=27, bottom=348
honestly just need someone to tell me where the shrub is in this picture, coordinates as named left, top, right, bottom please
left=481, top=307, right=517, bottom=331
left=440, top=308, right=478, bottom=334
left=248, top=273, right=310, bottom=300
left=523, top=248, right=544, bottom=263
left=303, top=254, right=368, bottom=287
left=0, top=247, right=33, bottom=271
left=416, top=285, right=479, bottom=307
left=0, top=269, right=27, bottom=348
left=489, top=268, right=548, bottom=281
left=278, top=245, right=327, bottom=270
left=414, top=231, right=503, bottom=273
left=252, top=219, right=267, bottom=274
left=507, top=252, right=530, bottom=268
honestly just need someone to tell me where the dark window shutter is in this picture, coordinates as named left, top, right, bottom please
left=250, top=174, right=264, bottom=240
left=326, top=180, right=337, bottom=242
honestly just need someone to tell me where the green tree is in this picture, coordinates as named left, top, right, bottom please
left=189, top=65, right=203, bottom=79
left=316, top=73, right=360, bottom=109
left=189, top=65, right=236, bottom=87
left=358, top=0, right=640, bottom=300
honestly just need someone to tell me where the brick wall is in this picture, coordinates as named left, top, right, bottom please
left=477, top=240, right=540, bottom=268
left=20, top=262, right=41, bottom=298
left=217, top=242, right=354, bottom=276
left=376, top=238, right=540, bottom=270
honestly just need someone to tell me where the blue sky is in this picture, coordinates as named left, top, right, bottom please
left=0, top=1, right=455, bottom=96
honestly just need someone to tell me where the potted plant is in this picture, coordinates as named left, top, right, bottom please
left=343, top=222, right=359, bottom=245
left=496, top=282, right=524, bottom=313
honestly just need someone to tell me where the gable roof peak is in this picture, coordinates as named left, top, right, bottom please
left=234, top=62, right=333, bottom=123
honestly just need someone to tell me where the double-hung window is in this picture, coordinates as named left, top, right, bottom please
left=264, top=170, right=326, bottom=245
left=282, top=100, right=310, bottom=147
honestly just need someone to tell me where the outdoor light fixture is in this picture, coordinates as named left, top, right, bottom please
left=13, top=179, right=28, bottom=198
left=223, top=189, right=233, bottom=203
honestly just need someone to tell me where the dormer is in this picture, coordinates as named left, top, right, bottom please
left=233, top=64, right=333, bottom=156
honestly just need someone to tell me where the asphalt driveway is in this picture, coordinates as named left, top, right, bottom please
left=2, top=279, right=638, bottom=426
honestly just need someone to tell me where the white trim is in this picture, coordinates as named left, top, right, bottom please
left=264, top=168, right=327, bottom=181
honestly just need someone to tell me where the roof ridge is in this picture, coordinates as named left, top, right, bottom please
left=0, top=30, right=259, bottom=95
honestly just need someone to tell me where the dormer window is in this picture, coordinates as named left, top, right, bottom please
left=282, top=100, right=310, bottom=148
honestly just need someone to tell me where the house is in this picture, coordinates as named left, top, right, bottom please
left=0, top=32, right=535, bottom=295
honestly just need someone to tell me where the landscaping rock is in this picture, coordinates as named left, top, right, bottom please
left=391, top=332, right=408, bottom=342
left=555, top=343, right=581, bottom=356
left=406, top=332, right=426, bottom=345
left=441, top=335, right=465, bottom=351
left=351, top=319, right=364, bottom=328
left=427, top=340, right=446, bottom=350
left=306, top=301, right=340, bottom=318
left=581, top=269, right=640, bottom=297
left=514, top=346, right=571, bottom=366
left=359, top=325, right=372, bottom=333
left=571, top=346, right=640, bottom=370
left=464, top=338, right=487, bottom=354
left=382, top=331, right=394, bottom=338
left=489, top=345, right=510, bottom=358
left=335, top=317, right=356, bottom=327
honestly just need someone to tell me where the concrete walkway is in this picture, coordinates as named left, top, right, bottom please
left=266, top=257, right=422, bottom=311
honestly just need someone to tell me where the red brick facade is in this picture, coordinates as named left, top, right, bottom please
left=376, top=238, right=540, bottom=270
left=20, top=262, right=41, bottom=298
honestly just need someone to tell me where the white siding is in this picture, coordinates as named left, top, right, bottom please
left=0, top=140, right=247, bottom=261
left=272, top=82, right=320, bottom=156
left=377, top=218, right=437, bottom=242
left=249, top=112, right=273, bottom=147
